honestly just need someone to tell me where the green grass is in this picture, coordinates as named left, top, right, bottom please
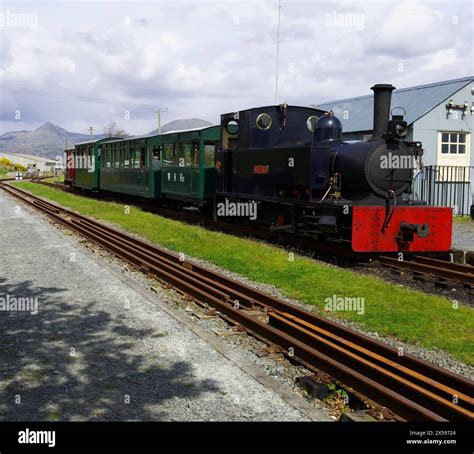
left=453, top=216, right=472, bottom=223
left=42, top=176, right=63, bottom=183
left=10, top=181, right=474, bottom=365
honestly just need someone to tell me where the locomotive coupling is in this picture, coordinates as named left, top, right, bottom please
left=399, top=221, right=430, bottom=242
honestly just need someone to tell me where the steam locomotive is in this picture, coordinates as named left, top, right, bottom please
left=215, top=84, right=452, bottom=252
left=65, top=84, right=452, bottom=252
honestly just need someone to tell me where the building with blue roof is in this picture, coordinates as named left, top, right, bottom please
left=316, top=76, right=474, bottom=168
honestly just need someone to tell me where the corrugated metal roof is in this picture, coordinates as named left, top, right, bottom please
left=316, top=76, right=474, bottom=133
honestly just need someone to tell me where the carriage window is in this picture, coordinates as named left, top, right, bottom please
left=140, top=147, right=146, bottom=167
left=178, top=142, right=192, bottom=167
left=204, top=143, right=215, bottom=168
left=100, top=145, right=109, bottom=167
left=124, top=148, right=130, bottom=168
left=162, top=143, right=173, bottom=165
left=190, top=143, right=199, bottom=167
left=115, top=148, right=121, bottom=168
left=134, top=150, right=141, bottom=168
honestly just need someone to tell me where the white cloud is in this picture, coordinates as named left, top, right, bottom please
left=0, top=0, right=472, bottom=135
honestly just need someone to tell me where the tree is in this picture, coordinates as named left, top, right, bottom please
left=103, top=121, right=127, bottom=138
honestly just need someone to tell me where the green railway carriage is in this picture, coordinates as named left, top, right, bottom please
left=160, top=125, right=220, bottom=206
left=73, top=137, right=118, bottom=190
left=100, top=134, right=162, bottom=198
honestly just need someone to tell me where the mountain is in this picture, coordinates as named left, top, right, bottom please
left=148, top=118, right=213, bottom=135
left=0, top=118, right=214, bottom=159
left=0, top=122, right=104, bottom=158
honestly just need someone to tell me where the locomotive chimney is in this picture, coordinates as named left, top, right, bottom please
left=371, top=84, right=395, bottom=138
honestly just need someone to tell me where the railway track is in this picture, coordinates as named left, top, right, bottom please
left=29, top=179, right=474, bottom=289
left=2, top=182, right=473, bottom=422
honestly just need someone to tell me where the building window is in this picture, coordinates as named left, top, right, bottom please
left=440, top=132, right=467, bottom=154
left=436, top=131, right=470, bottom=182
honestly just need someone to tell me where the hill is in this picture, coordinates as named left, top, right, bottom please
left=148, top=118, right=213, bottom=135
left=0, top=122, right=102, bottom=159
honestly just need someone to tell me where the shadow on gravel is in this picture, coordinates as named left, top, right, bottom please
left=0, top=277, right=219, bottom=421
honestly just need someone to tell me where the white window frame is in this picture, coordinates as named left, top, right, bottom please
left=436, top=131, right=470, bottom=182
left=438, top=131, right=469, bottom=156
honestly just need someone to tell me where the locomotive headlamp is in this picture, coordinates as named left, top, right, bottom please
left=387, top=111, right=408, bottom=139
left=394, top=121, right=408, bottom=138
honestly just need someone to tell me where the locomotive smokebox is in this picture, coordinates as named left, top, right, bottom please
left=371, top=84, right=395, bottom=138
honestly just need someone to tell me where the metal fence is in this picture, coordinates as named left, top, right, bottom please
left=413, top=165, right=473, bottom=216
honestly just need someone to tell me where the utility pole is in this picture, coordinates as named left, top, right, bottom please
left=88, top=126, right=94, bottom=141
left=274, top=0, right=282, bottom=104
left=152, top=107, right=168, bottom=134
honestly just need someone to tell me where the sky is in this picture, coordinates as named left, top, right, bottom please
left=0, top=0, right=473, bottom=136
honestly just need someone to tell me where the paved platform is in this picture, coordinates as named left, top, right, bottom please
left=452, top=221, right=474, bottom=252
left=0, top=190, right=328, bottom=421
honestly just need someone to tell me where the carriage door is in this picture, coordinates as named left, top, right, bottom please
left=139, top=145, right=147, bottom=193
left=190, top=141, right=200, bottom=196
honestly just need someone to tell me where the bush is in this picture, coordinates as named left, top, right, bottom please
left=14, top=163, right=27, bottom=172
left=0, top=157, right=13, bottom=168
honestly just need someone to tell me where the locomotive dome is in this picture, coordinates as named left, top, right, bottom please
left=314, top=112, right=342, bottom=142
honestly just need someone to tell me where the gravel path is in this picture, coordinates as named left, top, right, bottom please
left=0, top=191, right=329, bottom=422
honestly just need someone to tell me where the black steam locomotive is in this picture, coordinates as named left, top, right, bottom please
left=214, top=84, right=452, bottom=252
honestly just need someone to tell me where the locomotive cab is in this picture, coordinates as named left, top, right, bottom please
left=215, top=104, right=324, bottom=199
